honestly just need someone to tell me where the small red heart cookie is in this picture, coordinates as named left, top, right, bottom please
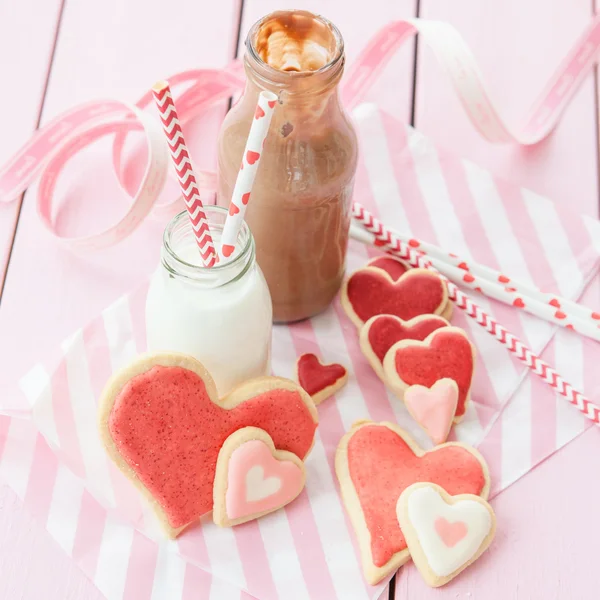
left=213, top=427, right=306, bottom=527
left=359, top=314, right=449, bottom=382
left=367, top=255, right=453, bottom=322
left=335, top=421, right=489, bottom=585
left=295, top=353, right=348, bottom=405
left=383, top=327, right=475, bottom=422
left=98, top=353, right=318, bottom=537
left=341, top=264, right=449, bottom=329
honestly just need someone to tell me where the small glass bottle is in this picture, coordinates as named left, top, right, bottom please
left=217, top=10, right=358, bottom=323
left=145, top=206, right=272, bottom=396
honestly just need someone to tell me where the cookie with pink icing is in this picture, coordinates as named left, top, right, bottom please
left=98, top=353, right=318, bottom=537
left=396, top=483, right=496, bottom=587
left=213, top=427, right=306, bottom=527
left=404, top=379, right=458, bottom=445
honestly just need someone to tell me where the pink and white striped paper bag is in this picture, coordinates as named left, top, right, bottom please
left=1, top=104, right=600, bottom=600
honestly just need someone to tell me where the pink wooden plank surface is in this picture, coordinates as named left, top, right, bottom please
left=0, top=0, right=63, bottom=288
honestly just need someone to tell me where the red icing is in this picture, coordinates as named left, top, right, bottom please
left=346, top=268, right=446, bottom=324
left=368, top=256, right=409, bottom=282
left=108, top=366, right=317, bottom=529
left=297, top=354, right=346, bottom=397
left=367, top=315, right=448, bottom=364
left=393, top=330, right=474, bottom=417
left=347, top=424, right=486, bottom=568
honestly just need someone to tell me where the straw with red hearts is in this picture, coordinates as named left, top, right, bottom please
left=350, top=223, right=600, bottom=343
left=219, top=91, right=278, bottom=259
left=152, top=80, right=217, bottom=267
left=351, top=201, right=600, bottom=426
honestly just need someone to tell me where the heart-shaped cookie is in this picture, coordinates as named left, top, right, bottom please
left=404, top=379, right=459, bottom=445
left=383, top=327, right=475, bottom=422
left=213, top=427, right=306, bottom=527
left=396, top=483, right=496, bottom=587
left=295, top=353, right=348, bottom=405
left=341, top=265, right=448, bottom=329
left=335, top=421, right=489, bottom=585
left=366, top=255, right=453, bottom=321
left=98, top=353, right=318, bottom=537
left=359, top=314, right=449, bottom=382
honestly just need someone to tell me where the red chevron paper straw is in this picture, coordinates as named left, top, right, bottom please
left=351, top=201, right=600, bottom=427
left=152, top=80, right=217, bottom=267
left=219, top=90, right=278, bottom=259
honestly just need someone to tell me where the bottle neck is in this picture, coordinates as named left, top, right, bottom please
left=161, top=207, right=255, bottom=289
left=244, top=10, right=345, bottom=102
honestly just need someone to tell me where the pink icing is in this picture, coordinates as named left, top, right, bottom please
left=404, top=380, right=458, bottom=445
left=225, top=439, right=304, bottom=520
left=435, top=517, right=468, bottom=548
left=108, top=366, right=317, bottom=529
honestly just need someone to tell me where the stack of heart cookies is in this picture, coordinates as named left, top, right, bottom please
left=341, top=255, right=476, bottom=445
left=98, top=353, right=319, bottom=537
left=337, top=255, right=496, bottom=587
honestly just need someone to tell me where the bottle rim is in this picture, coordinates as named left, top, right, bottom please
left=161, top=206, right=255, bottom=287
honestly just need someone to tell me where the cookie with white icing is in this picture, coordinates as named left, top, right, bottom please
left=396, top=482, right=496, bottom=587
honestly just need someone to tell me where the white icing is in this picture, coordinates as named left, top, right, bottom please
left=405, top=486, right=492, bottom=577
left=245, top=465, right=282, bottom=502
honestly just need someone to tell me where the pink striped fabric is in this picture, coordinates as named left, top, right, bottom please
left=1, top=105, right=599, bottom=599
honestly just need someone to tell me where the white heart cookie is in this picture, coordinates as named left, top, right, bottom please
left=396, top=482, right=496, bottom=587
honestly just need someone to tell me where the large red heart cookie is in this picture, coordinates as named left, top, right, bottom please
left=335, top=421, right=489, bottom=585
left=341, top=265, right=448, bottom=328
left=367, top=255, right=454, bottom=322
left=98, top=353, right=318, bottom=537
left=383, top=327, right=476, bottom=422
left=359, top=314, right=449, bottom=382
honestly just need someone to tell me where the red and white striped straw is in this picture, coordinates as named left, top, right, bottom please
left=152, top=80, right=217, bottom=267
left=351, top=201, right=600, bottom=427
left=219, top=91, right=278, bottom=259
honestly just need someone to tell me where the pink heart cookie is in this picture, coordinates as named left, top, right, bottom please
left=404, top=379, right=459, bottom=445
left=396, top=483, right=496, bottom=587
left=213, top=427, right=306, bottom=527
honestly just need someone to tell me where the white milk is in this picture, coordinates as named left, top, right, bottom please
left=146, top=208, right=272, bottom=396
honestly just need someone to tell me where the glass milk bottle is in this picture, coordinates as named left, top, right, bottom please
left=146, top=206, right=272, bottom=396
left=217, top=10, right=358, bottom=323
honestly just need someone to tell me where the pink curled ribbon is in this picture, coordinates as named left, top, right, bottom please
left=2, top=16, right=600, bottom=250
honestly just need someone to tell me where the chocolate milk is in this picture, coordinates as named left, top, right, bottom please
left=217, top=11, right=358, bottom=322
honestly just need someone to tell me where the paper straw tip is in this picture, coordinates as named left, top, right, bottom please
left=152, top=80, right=170, bottom=93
